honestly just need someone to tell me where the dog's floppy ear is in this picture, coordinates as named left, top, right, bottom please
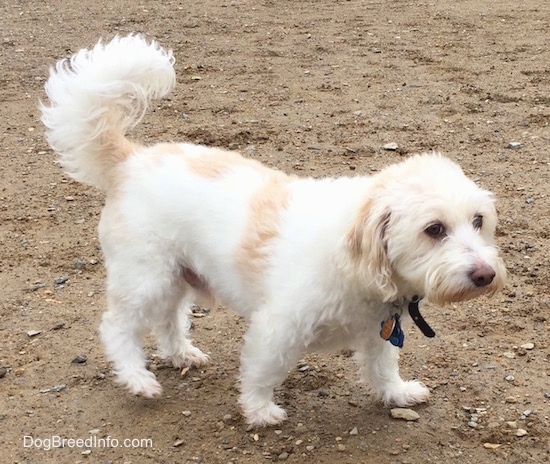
left=347, top=198, right=397, bottom=301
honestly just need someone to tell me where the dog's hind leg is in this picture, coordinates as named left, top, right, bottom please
left=99, top=258, right=192, bottom=398
left=355, top=335, right=430, bottom=407
left=154, top=291, right=209, bottom=369
left=238, top=309, right=302, bottom=426
left=100, top=292, right=164, bottom=398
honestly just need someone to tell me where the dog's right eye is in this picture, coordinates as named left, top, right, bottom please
left=425, top=223, right=446, bottom=239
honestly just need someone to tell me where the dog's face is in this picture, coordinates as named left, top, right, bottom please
left=349, top=154, right=506, bottom=305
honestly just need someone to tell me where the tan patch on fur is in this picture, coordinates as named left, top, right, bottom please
left=129, top=143, right=271, bottom=178
left=237, top=172, right=292, bottom=280
left=102, top=118, right=142, bottom=192
left=185, top=147, right=270, bottom=179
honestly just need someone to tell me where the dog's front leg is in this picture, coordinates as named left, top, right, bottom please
left=354, top=333, right=429, bottom=407
left=238, top=309, right=302, bottom=427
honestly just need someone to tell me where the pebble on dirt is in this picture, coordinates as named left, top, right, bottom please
left=54, top=276, right=69, bottom=285
left=383, top=142, right=399, bottom=151
left=390, top=408, right=420, bottom=421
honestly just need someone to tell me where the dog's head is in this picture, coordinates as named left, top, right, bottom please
left=347, top=153, right=506, bottom=305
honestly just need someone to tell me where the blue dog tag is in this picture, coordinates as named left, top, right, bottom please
left=380, top=314, right=404, bottom=348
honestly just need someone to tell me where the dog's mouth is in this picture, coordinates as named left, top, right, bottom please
left=431, top=283, right=499, bottom=305
left=424, top=263, right=505, bottom=306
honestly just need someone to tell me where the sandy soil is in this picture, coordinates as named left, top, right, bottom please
left=1, top=1, right=550, bottom=463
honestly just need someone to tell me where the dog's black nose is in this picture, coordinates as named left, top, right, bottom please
left=470, top=263, right=496, bottom=287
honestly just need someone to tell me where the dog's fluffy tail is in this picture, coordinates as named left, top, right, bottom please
left=41, top=34, right=175, bottom=190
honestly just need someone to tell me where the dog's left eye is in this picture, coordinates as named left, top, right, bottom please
left=473, top=214, right=483, bottom=229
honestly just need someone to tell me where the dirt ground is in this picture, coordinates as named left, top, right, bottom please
left=1, top=0, right=550, bottom=463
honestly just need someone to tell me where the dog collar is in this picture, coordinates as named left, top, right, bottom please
left=380, top=296, right=434, bottom=348
left=408, top=295, right=435, bottom=338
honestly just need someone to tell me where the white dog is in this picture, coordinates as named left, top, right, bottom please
left=41, top=35, right=506, bottom=426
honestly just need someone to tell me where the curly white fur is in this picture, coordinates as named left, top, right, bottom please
left=41, top=34, right=506, bottom=426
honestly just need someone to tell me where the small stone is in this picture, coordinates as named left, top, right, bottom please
left=0, top=367, right=7, bottom=378
left=390, top=408, right=420, bottom=421
left=306, top=446, right=315, bottom=451
left=278, top=451, right=289, bottom=460
left=50, top=384, right=66, bottom=393
left=81, top=449, right=91, bottom=455
left=14, top=367, right=25, bottom=376
left=295, top=424, right=308, bottom=434
left=483, top=443, right=502, bottom=450
left=505, top=396, right=517, bottom=403
left=72, top=355, right=87, bottom=364
left=27, top=330, right=41, bottom=337
left=54, top=276, right=69, bottom=285
left=505, top=375, right=515, bottom=382
left=337, top=444, right=346, bottom=452
left=383, top=142, right=399, bottom=151
left=544, top=392, right=550, bottom=399
left=223, top=414, right=233, bottom=423
left=468, top=421, right=478, bottom=428
left=349, top=427, right=359, bottom=435
left=522, top=410, right=531, bottom=417
left=173, top=439, right=185, bottom=447
left=506, top=421, right=517, bottom=429
left=516, top=428, right=528, bottom=437
left=182, top=410, right=191, bottom=417
left=508, top=142, right=522, bottom=149
left=520, top=342, right=535, bottom=350
left=180, top=367, right=190, bottom=377
left=51, top=322, right=65, bottom=330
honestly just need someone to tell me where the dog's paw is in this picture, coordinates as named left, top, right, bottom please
left=380, top=380, right=430, bottom=407
left=243, top=402, right=288, bottom=427
left=167, top=345, right=210, bottom=369
left=119, top=370, right=163, bottom=398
